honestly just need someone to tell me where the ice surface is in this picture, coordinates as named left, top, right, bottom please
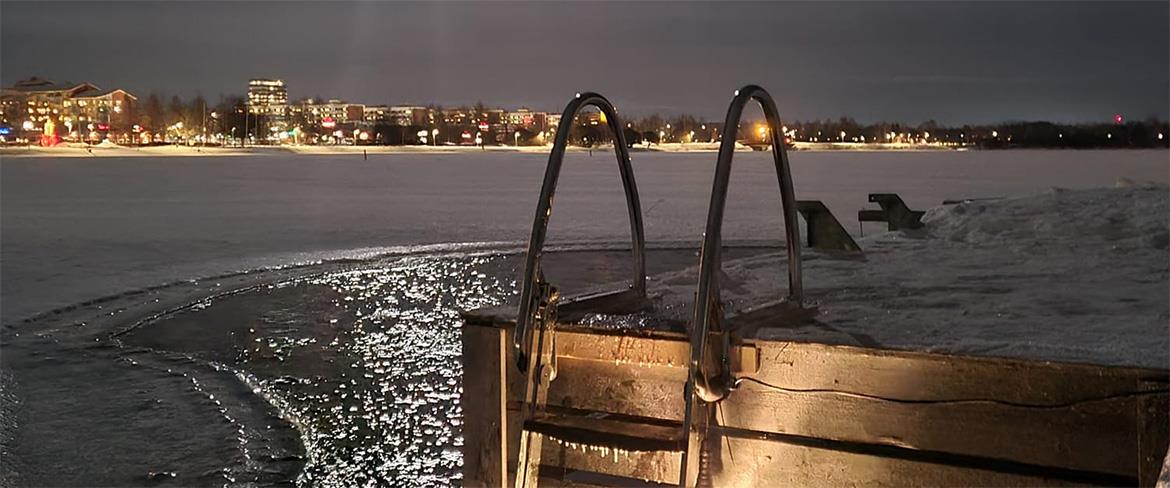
left=3, top=150, right=1167, bottom=324
left=641, top=184, right=1169, bottom=368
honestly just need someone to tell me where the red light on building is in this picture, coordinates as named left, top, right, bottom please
left=478, top=122, right=489, bottom=131
left=1114, top=114, right=1124, bottom=125
left=96, top=123, right=110, bottom=131
left=322, top=117, right=336, bottom=129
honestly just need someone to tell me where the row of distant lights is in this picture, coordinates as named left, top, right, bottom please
left=252, top=89, right=1165, bottom=145
left=580, top=92, right=1167, bottom=142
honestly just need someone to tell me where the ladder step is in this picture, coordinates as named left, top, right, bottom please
left=524, top=410, right=686, bottom=453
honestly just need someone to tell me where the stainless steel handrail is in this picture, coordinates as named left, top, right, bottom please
left=678, top=84, right=803, bottom=487
left=513, top=92, right=647, bottom=373
left=687, top=85, right=803, bottom=403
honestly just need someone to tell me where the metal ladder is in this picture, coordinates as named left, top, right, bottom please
left=512, top=92, right=649, bottom=488
left=680, top=85, right=804, bottom=487
left=511, top=86, right=803, bottom=487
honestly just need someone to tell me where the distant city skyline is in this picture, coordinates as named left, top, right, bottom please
left=2, top=1, right=1167, bottom=125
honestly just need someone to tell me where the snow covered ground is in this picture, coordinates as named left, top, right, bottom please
left=640, top=184, right=1168, bottom=368
left=2, top=150, right=1166, bottom=323
left=0, top=141, right=756, bottom=158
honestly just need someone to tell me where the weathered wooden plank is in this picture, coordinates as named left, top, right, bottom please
left=535, top=429, right=1104, bottom=487
left=461, top=324, right=509, bottom=487
left=545, top=358, right=684, bottom=420
left=538, top=435, right=681, bottom=485
left=753, top=340, right=1165, bottom=405
left=719, top=381, right=1146, bottom=476
left=1138, top=379, right=1170, bottom=487
left=709, top=434, right=1094, bottom=487
left=525, top=410, right=685, bottom=452
left=552, top=329, right=756, bottom=376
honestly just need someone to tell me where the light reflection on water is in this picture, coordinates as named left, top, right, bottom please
left=228, top=255, right=515, bottom=487
left=11, top=246, right=695, bottom=486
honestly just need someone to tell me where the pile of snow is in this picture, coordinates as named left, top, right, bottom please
left=95, top=139, right=121, bottom=149
left=636, top=185, right=1169, bottom=368
left=923, top=182, right=1169, bottom=252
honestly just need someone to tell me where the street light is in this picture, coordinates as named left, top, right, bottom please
left=514, top=130, right=520, bottom=147
left=431, top=128, right=439, bottom=146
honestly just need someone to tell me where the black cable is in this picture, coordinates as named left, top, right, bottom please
left=735, top=376, right=1168, bottom=409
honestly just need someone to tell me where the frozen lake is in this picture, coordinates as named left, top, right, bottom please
left=2, top=149, right=1166, bottom=323
left=1, top=149, right=1166, bottom=486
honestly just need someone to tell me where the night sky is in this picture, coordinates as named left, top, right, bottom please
left=2, top=1, right=1166, bottom=124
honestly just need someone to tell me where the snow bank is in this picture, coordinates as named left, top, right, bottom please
left=634, top=185, right=1169, bottom=368
left=0, top=144, right=258, bottom=158
left=923, top=183, right=1169, bottom=252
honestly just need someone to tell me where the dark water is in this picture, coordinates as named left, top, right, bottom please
left=1, top=252, right=514, bottom=487
left=1, top=246, right=745, bottom=487
left=125, top=255, right=516, bottom=487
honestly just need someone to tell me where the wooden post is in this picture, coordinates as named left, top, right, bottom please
left=461, top=324, right=510, bottom=487
left=1138, top=380, right=1169, bottom=487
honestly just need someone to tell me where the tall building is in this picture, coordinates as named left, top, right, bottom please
left=247, top=79, right=288, bottom=117
left=247, top=79, right=289, bottom=138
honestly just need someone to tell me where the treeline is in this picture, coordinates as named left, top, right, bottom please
left=140, top=93, right=1168, bottom=148
left=134, top=93, right=248, bottom=138
left=776, top=117, right=1169, bottom=148
left=551, top=111, right=1169, bottom=148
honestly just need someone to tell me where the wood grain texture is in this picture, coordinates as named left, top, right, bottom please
left=461, top=307, right=1168, bottom=486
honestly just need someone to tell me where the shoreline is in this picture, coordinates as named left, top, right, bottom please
left=3, top=143, right=1162, bottom=159
left=0, top=141, right=971, bottom=158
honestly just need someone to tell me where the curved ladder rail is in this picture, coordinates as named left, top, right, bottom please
left=679, top=85, right=804, bottom=486
left=513, top=93, right=645, bottom=488
left=513, top=92, right=647, bottom=374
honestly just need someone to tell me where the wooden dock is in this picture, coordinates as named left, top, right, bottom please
left=461, top=306, right=1168, bottom=487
